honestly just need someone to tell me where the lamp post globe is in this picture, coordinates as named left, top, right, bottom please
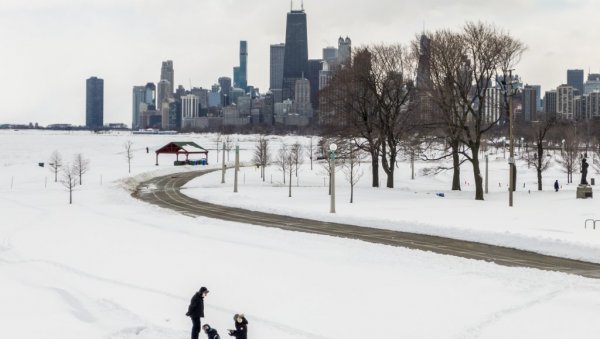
left=329, top=143, right=337, bottom=152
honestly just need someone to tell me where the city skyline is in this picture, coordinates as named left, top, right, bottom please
left=2, top=0, right=600, bottom=125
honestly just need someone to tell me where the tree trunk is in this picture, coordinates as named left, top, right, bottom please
left=289, top=169, right=292, bottom=197
left=472, top=147, right=484, bottom=200
left=451, top=142, right=461, bottom=191
left=350, top=183, right=354, bottom=203
left=537, top=144, right=543, bottom=191
left=381, top=144, right=395, bottom=188
left=69, top=188, right=72, bottom=204
left=371, top=151, right=379, bottom=188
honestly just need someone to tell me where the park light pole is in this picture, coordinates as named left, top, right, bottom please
left=501, top=69, right=518, bottom=207
left=329, top=143, right=337, bottom=213
left=234, top=144, right=239, bottom=193
left=221, top=141, right=226, bottom=184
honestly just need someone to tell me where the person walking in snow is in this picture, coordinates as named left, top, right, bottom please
left=203, top=324, right=221, bottom=339
left=186, top=286, right=209, bottom=339
left=554, top=180, right=559, bottom=192
left=228, top=314, right=248, bottom=339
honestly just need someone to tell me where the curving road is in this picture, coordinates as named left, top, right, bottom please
left=133, top=169, right=600, bottom=280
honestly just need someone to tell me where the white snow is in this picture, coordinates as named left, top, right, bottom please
left=183, top=141, right=600, bottom=264
left=1, top=130, right=600, bottom=339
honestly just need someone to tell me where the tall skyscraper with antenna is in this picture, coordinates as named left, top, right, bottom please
left=282, top=2, right=308, bottom=101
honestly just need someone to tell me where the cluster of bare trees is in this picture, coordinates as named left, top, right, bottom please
left=49, top=150, right=90, bottom=204
left=252, top=135, right=366, bottom=203
left=323, top=21, right=526, bottom=200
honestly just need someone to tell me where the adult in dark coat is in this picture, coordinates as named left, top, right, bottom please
left=203, top=324, right=221, bottom=339
left=554, top=180, right=559, bottom=192
left=187, top=287, right=209, bottom=339
left=228, top=314, right=248, bottom=339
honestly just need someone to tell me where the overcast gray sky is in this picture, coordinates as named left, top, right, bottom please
left=1, top=0, right=599, bottom=125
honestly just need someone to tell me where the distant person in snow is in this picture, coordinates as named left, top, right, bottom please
left=203, top=324, right=221, bottom=339
left=554, top=180, right=559, bottom=192
left=146, top=147, right=149, bottom=153
left=228, top=314, right=248, bottom=339
left=186, top=286, right=209, bottom=339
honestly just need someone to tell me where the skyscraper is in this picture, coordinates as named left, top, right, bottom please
left=218, top=77, right=232, bottom=106
left=233, top=41, right=248, bottom=91
left=307, top=59, right=323, bottom=110
left=567, top=69, right=584, bottom=95
left=161, top=60, right=174, bottom=96
left=293, top=77, right=311, bottom=116
left=86, top=76, right=103, bottom=129
left=337, top=36, right=352, bottom=65
left=322, top=47, right=338, bottom=63
left=544, top=90, right=557, bottom=116
left=145, top=83, right=156, bottom=109
left=157, top=79, right=172, bottom=114
left=282, top=6, right=308, bottom=100
left=270, top=43, right=285, bottom=103
left=522, top=86, right=538, bottom=121
left=557, top=84, right=575, bottom=120
left=132, top=86, right=146, bottom=130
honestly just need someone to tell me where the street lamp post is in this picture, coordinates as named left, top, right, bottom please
left=329, top=143, right=337, bottom=213
left=234, top=144, right=239, bottom=193
left=221, top=141, right=226, bottom=184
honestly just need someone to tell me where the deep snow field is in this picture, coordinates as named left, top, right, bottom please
left=1, top=130, right=600, bottom=339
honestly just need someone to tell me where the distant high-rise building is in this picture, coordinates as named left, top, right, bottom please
left=270, top=43, right=285, bottom=90
left=161, top=60, right=174, bottom=95
left=322, top=47, right=338, bottom=63
left=567, top=69, right=584, bottom=95
left=293, top=77, right=312, bottom=116
left=584, top=73, right=600, bottom=94
left=586, top=91, right=600, bottom=119
left=307, top=59, right=323, bottom=110
left=86, top=76, right=104, bottom=129
left=181, top=94, right=200, bottom=119
left=218, top=77, right=232, bottom=106
left=157, top=79, right=172, bottom=113
left=132, top=86, right=146, bottom=130
left=544, top=90, right=557, bottom=116
left=531, top=85, right=542, bottom=111
left=557, top=84, right=575, bottom=120
left=522, top=86, right=538, bottom=121
left=337, top=36, right=352, bottom=65
left=145, top=83, right=156, bottom=108
left=233, top=41, right=248, bottom=91
left=283, top=6, right=309, bottom=100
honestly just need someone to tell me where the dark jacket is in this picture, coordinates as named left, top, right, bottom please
left=229, top=317, right=248, bottom=339
left=554, top=181, right=559, bottom=190
left=205, top=327, right=220, bottom=339
left=187, top=287, right=208, bottom=318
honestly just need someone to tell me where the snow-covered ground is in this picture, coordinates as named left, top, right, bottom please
left=184, top=142, right=600, bottom=263
left=2, top=130, right=600, bottom=339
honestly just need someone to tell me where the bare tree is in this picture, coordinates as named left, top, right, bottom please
left=291, top=141, right=304, bottom=177
left=369, top=44, right=417, bottom=188
left=73, top=153, right=90, bottom=185
left=428, top=22, right=525, bottom=200
left=424, top=29, right=472, bottom=191
left=124, top=140, right=134, bottom=173
left=323, top=48, right=382, bottom=187
left=593, top=147, right=600, bottom=175
left=343, top=142, right=365, bottom=203
left=49, top=150, right=63, bottom=182
left=525, top=117, right=556, bottom=190
left=557, top=127, right=579, bottom=184
left=308, top=136, right=318, bottom=171
left=224, top=135, right=233, bottom=161
left=252, top=135, right=270, bottom=182
left=285, top=146, right=299, bottom=197
left=60, top=163, right=77, bottom=204
left=215, top=132, right=222, bottom=163
left=274, top=142, right=288, bottom=184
